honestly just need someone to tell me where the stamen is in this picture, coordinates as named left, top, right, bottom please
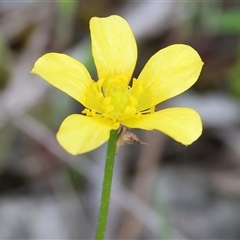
left=105, top=105, right=114, bottom=113
left=136, top=112, right=142, bottom=118
left=124, top=106, right=132, bottom=115
left=129, top=96, right=138, bottom=107
left=113, top=122, right=120, bottom=129
left=91, top=109, right=96, bottom=117
left=103, top=97, right=111, bottom=106
left=82, top=108, right=90, bottom=115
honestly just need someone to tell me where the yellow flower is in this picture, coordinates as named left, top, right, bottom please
left=31, top=15, right=203, bottom=155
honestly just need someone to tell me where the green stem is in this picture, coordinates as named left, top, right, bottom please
left=95, top=129, right=118, bottom=240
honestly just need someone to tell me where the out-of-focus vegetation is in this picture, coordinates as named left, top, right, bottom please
left=0, top=1, right=240, bottom=239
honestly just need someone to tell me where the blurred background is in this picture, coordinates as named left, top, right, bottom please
left=1, top=1, right=240, bottom=239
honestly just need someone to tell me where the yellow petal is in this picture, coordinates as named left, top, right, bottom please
left=31, top=53, right=103, bottom=111
left=57, top=114, right=117, bottom=155
left=135, top=44, right=203, bottom=111
left=122, top=108, right=202, bottom=145
left=90, top=15, right=137, bottom=85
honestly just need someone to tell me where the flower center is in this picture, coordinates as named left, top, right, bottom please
left=102, top=76, right=139, bottom=120
left=82, top=75, right=155, bottom=123
left=110, top=87, right=130, bottom=112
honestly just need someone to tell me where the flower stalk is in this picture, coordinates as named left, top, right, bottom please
left=95, top=129, right=118, bottom=240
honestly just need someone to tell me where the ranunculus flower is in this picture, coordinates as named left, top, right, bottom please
left=31, top=15, right=203, bottom=155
